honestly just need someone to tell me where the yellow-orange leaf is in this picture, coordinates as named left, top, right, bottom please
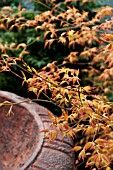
left=84, top=142, right=94, bottom=151
left=47, top=110, right=55, bottom=120
left=50, top=130, right=58, bottom=140
left=78, top=149, right=86, bottom=160
left=72, top=146, right=82, bottom=152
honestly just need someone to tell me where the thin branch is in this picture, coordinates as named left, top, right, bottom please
left=96, top=29, right=113, bottom=34
left=34, top=0, right=51, bottom=10
left=16, top=64, right=58, bottom=87
left=58, top=62, right=95, bottom=68
left=10, top=70, right=23, bottom=79
left=0, top=97, right=72, bottom=111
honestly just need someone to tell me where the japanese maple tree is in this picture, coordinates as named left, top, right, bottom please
left=0, top=0, right=113, bottom=169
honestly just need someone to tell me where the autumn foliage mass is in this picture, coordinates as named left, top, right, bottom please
left=0, top=0, right=113, bottom=169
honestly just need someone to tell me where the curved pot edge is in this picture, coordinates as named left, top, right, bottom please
left=0, top=90, right=45, bottom=170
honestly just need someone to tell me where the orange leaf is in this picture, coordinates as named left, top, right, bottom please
left=78, top=149, right=86, bottom=160
left=84, top=142, right=94, bottom=151
left=47, top=110, right=55, bottom=120
left=50, top=130, right=58, bottom=141
left=72, top=146, right=82, bottom=152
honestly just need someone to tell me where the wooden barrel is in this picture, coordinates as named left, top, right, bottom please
left=0, top=91, right=75, bottom=170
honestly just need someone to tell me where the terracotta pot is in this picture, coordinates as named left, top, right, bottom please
left=0, top=91, right=75, bottom=170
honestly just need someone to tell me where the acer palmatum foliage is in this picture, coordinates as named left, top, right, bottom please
left=0, top=0, right=113, bottom=169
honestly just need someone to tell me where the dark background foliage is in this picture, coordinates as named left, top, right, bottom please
left=0, top=0, right=112, bottom=98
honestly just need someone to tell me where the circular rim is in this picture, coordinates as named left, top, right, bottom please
left=0, top=91, right=44, bottom=170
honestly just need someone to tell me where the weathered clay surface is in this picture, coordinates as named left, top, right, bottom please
left=0, top=91, right=75, bottom=170
left=0, top=99, right=39, bottom=170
